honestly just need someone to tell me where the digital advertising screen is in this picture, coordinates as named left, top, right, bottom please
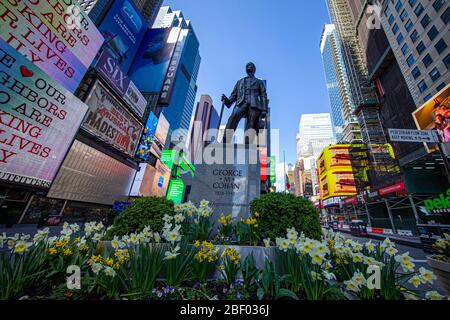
left=0, top=0, right=104, bottom=92
left=0, top=39, right=88, bottom=188
left=99, top=0, right=148, bottom=73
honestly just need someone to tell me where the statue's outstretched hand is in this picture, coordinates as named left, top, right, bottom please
left=221, top=94, right=231, bottom=107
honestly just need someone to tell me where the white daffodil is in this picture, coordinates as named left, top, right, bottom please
left=174, top=213, right=185, bottom=224
left=104, top=266, right=116, bottom=277
left=200, top=200, right=209, bottom=208
left=129, top=233, right=139, bottom=244
left=419, top=267, right=436, bottom=285
left=93, top=233, right=103, bottom=242
left=153, top=232, right=161, bottom=243
left=425, top=291, right=444, bottom=300
left=174, top=204, right=182, bottom=213
left=408, top=275, right=422, bottom=288
left=13, top=241, right=32, bottom=254
left=310, top=271, right=322, bottom=281
left=352, top=272, right=366, bottom=286
left=323, top=270, right=336, bottom=281
left=352, top=252, right=364, bottom=263
left=279, top=238, right=290, bottom=252
left=263, top=238, right=271, bottom=247
left=365, top=241, right=376, bottom=253
left=315, top=242, right=330, bottom=255
left=164, top=245, right=181, bottom=260
left=91, top=262, right=103, bottom=274
left=164, top=228, right=181, bottom=244
left=286, top=228, right=298, bottom=240
left=344, top=280, right=360, bottom=293
left=381, top=238, right=393, bottom=249
left=352, top=242, right=363, bottom=252
left=310, top=251, right=325, bottom=265
left=302, top=241, right=315, bottom=254
left=385, top=246, right=398, bottom=256
left=163, top=214, right=173, bottom=223
left=395, top=252, right=415, bottom=272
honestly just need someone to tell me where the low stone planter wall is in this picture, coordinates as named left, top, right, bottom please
left=427, top=256, right=450, bottom=294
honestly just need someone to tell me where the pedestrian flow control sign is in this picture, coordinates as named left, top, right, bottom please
left=388, top=129, right=440, bottom=143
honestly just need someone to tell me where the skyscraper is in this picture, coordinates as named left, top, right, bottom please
left=296, top=113, right=336, bottom=195
left=130, top=6, right=201, bottom=134
left=320, top=24, right=361, bottom=143
left=188, top=95, right=219, bottom=163
left=378, top=0, right=449, bottom=106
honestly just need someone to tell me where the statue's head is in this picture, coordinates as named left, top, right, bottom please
left=246, top=62, right=256, bottom=76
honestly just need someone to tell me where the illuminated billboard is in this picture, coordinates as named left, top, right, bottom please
left=136, top=112, right=159, bottom=161
left=99, top=0, right=147, bottom=73
left=0, top=39, right=88, bottom=188
left=319, top=169, right=357, bottom=201
left=413, top=83, right=450, bottom=152
left=318, top=145, right=352, bottom=176
left=150, top=113, right=170, bottom=158
left=167, top=179, right=185, bottom=204
left=129, top=160, right=171, bottom=198
left=0, top=0, right=104, bottom=92
left=82, top=81, right=143, bottom=157
left=129, top=27, right=181, bottom=93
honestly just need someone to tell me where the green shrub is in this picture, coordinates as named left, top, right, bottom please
left=250, top=193, right=321, bottom=240
left=108, top=197, right=174, bottom=237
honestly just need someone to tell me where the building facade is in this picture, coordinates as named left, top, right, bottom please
left=188, top=95, right=219, bottom=163
left=78, top=0, right=163, bottom=25
left=379, top=0, right=449, bottom=106
left=320, top=24, right=361, bottom=143
left=296, top=113, right=336, bottom=195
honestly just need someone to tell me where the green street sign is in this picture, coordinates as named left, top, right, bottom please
left=167, top=179, right=186, bottom=204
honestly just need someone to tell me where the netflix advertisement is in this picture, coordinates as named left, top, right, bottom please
left=82, top=81, right=143, bottom=157
left=0, top=0, right=104, bottom=92
left=0, top=39, right=88, bottom=188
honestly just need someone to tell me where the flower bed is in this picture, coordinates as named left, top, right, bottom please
left=0, top=200, right=448, bottom=301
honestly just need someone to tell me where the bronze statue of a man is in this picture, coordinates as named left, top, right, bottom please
left=221, top=62, right=268, bottom=143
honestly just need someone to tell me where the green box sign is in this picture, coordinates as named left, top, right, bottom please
left=161, top=150, right=178, bottom=170
left=270, top=156, right=276, bottom=183
left=424, top=189, right=450, bottom=214
left=167, top=179, right=185, bottom=204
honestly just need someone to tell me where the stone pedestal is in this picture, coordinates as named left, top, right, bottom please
left=181, top=144, right=260, bottom=222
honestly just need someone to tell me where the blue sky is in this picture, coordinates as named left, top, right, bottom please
left=163, top=0, right=331, bottom=167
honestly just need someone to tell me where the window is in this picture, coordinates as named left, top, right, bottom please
left=401, top=43, right=409, bottom=55
left=416, top=41, right=426, bottom=55
left=407, top=54, right=415, bottom=66
left=384, top=5, right=391, bottom=17
left=388, top=14, right=395, bottom=25
left=422, top=54, right=433, bottom=68
left=408, top=0, right=417, bottom=7
left=405, top=19, right=413, bottom=32
left=442, top=7, right=450, bottom=24
left=418, top=80, right=428, bottom=93
left=427, top=26, right=439, bottom=41
left=429, top=67, right=441, bottom=82
left=400, top=9, right=409, bottom=22
left=433, top=0, right=444, bottom=12
left=411, top=66, right=421, bottom=79
left=396, top=33, right=404, bottom=45
left=392, top=23, right=399, bottom=34
left=444, top=53, right=450, bottom=69
left=435, top=39, right=448, bottom=54
left=420, top=14, right=431, bottom=28
left=437, top=82, right=446, bottom=92
left=395, top=1, right=403, bottom=12
left=410, top=30, right=419, bottom=43
left=414, top=3, right=424, bottom=17
left=424, top=94, right=433, bottom=103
